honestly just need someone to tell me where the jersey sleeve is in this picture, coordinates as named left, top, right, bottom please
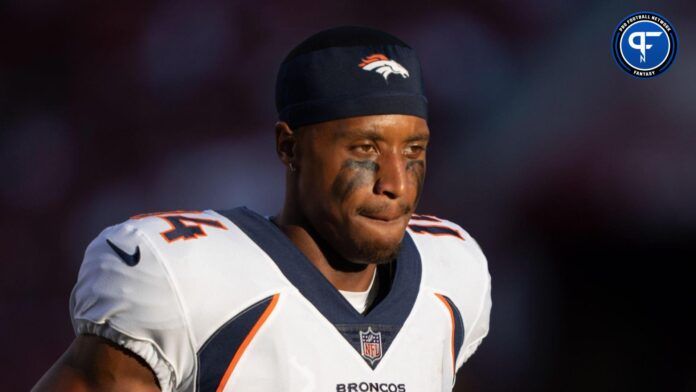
left=455, top=234, right=492, bottom=370
left=69, top=221, right=194, bottom=392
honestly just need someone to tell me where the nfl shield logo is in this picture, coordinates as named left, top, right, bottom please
left=359, top=326, right=383, bottom=364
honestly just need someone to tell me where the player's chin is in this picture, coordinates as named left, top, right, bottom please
left=344, top=236, right=402, bottom=265
left=345, top=215, right=408, bottom=264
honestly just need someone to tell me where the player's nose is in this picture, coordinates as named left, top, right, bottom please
left=374, top=150, right=406, bottom=200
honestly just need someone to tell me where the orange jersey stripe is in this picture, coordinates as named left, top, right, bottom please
left=216, top=293, right=280, bottom=392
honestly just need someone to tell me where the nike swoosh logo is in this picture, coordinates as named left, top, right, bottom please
left=106, top=239, right=141, bottom=266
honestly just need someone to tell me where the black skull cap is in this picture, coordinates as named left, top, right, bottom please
left=275, top=26, right=427, bottom=129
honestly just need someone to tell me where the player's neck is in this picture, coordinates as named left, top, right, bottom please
left=272, top=211, right=376, bottom=292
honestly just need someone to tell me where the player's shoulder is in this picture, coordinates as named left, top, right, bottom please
left=72, top=207, right=285, bottom=387
left=92, top=208, right=254, bottom=260
left=407, top=213, right=490, bottom=295
left=100, top=208, right=230, bottom=244
left=407, top=214, right=492, bottom=369
left=81, top=206, right=283, bottom=292
left=72, top=211, right=232, bottom=390
left=407, top=213, right=486, bottom=262
left=77, top=208, right=248, bottom=295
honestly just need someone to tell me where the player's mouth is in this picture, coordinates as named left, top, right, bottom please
left=359, top=212, right=402, bottom=221
left=356, top=205, right=409, bottom=225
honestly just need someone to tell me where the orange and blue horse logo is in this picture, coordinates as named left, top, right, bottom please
left=358, top=54, right=410, bottom=82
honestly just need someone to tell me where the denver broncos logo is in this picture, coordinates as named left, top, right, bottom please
left=358, top=54, right=410, bottom=82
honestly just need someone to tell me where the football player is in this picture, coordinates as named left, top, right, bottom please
left=34, top=26, right=491, bottom=391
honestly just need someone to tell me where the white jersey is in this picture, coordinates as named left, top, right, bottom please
left=70, top=207, right=491, bottom=392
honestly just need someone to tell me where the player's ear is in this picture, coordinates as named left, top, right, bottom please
left=275, top=121, right=297, bottom=171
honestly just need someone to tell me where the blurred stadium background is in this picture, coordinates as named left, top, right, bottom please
left=1, top=0, right=695, bottom=390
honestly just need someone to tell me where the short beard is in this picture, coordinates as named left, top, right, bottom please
left=304, top=218, right=403, bottom=270
left=346, top=232, right=403, bottom=265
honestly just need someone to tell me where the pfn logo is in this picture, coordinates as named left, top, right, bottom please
left=612, top=12, right=677, bottom=78
left=628, top=31, right=663, bottom=63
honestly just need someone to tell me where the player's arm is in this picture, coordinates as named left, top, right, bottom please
left=32, top=334, right=160, bottom=391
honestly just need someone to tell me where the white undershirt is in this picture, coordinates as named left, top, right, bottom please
left=338, top=268, right=378, bottom=314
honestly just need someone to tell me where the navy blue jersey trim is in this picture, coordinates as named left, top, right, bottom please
left=439, top=294, right=465, bottom=362
left=196, top=295, right=275, bottom=392
left=217, top=206, right=422, bottom=369
left=408, top=224, right=463, bottom=239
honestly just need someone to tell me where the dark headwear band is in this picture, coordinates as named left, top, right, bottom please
left=275, top=26, right=428, bottom=129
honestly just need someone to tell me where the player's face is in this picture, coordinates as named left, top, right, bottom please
left=296, top=114, right=429, bottom=264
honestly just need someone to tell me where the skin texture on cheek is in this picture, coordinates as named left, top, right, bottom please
left=406, top=159, right=425, bottom=207
left=331, top=159, right=379, bottom=204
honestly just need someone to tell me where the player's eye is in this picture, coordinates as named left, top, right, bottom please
left=404, top=144, right=426, bottom=156
left=352, top=144, right=378, bottom=154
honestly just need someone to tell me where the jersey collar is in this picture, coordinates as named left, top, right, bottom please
left=218, top=206, right=422, bottom=368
